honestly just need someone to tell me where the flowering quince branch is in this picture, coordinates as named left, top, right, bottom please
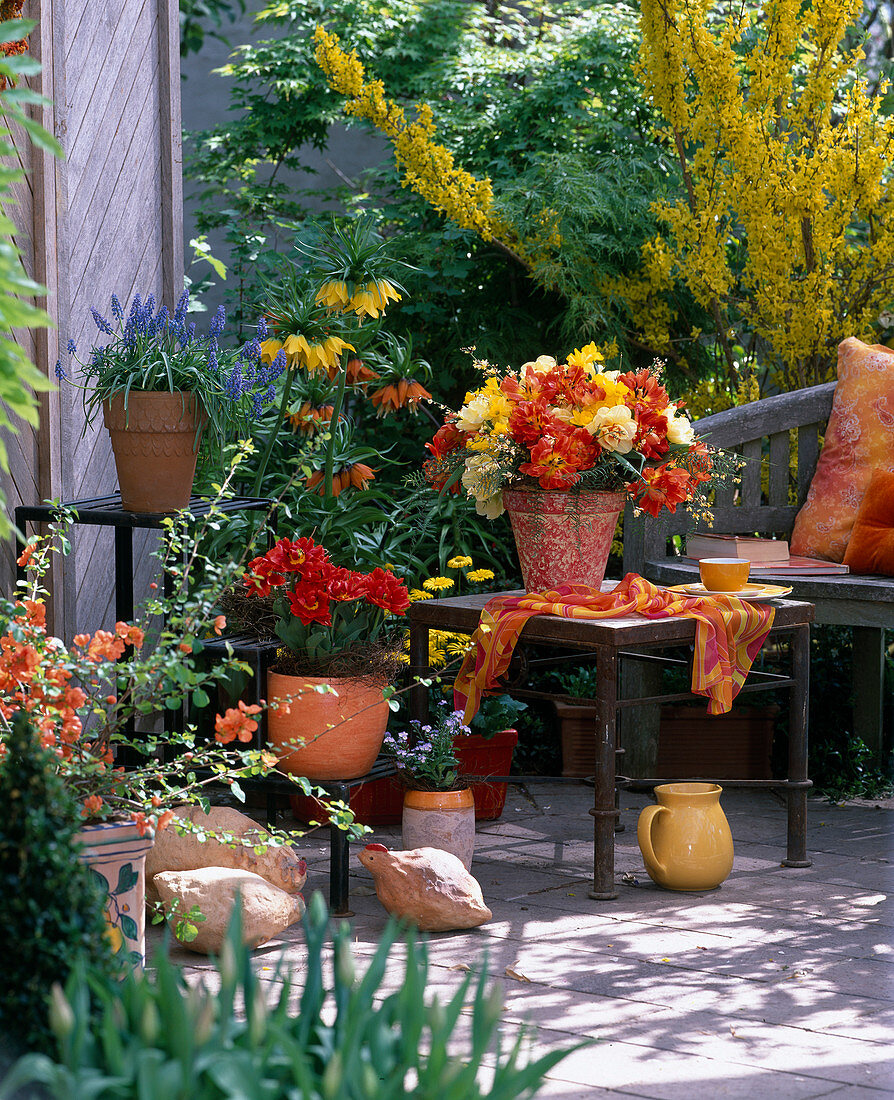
left=0, top=454, right=366, bottom=842
left=422, top=345, right=736, bottom=521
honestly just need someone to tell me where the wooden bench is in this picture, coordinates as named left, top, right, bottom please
left=622, top=381, right=893, bottom=760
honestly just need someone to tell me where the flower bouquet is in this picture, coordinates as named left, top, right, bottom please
left=422, top=346, right=730, bottom=590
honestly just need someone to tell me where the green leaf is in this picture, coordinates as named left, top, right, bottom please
left=114, top=862, right=140, bottom=895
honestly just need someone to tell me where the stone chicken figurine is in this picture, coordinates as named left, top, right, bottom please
left=358, top=844, right=492, bottom=932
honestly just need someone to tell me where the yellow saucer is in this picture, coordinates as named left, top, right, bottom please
left=670, top=582, right=793, bottom=600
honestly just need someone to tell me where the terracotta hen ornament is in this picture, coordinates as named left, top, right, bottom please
left=358, top=844, right=493, bottom=932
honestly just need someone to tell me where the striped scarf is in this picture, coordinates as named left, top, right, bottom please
left=454, top=573, right=775, bottom=723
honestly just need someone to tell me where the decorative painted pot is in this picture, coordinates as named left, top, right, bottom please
left=637, top=782, right=734, bottom=891
left=74, top=819, right=155, bottom=966
left=102, top=390, right=207, bottom=512
left=501, top=487, right=626, bottom=592
left=267, top=670, right=389, bottom=781
left=402, top=787, right=476, bottom=869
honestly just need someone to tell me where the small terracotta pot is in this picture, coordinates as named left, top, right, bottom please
left=502, top=487, right=625, bottom=592
left=103, top=391, right=207, bottom=512
left=74, top=819, right=155, bottom=966
left=267, top=671, right=389, bottom=781
left=402, top=787, right=476, bottom=869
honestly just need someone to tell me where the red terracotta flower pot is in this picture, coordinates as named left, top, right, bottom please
left=502, top=487, right=625, bottom=592
left=267, top=671, right=389, bottom=781
left=454, top=728, right=518, bottom=820
left=103, top=391, right=206, bottom=512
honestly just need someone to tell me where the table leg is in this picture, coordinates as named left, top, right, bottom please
left=329, top=781, right=353, bottom=916
left=782, top=624, right=812, bottom=868
left=589, top=646, right=619, bottom=900
left=409, top=621, right=431, bottom=725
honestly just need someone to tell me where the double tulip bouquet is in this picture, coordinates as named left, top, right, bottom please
left=242, top=536, right=411, bottom=675
left=424, top=345, right=720, bottom=519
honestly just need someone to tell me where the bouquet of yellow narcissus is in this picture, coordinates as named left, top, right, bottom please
left=424, top=345, right=727, bottom=520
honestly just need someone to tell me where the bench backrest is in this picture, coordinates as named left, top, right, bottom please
left=623, top=382, right=837, bottom=572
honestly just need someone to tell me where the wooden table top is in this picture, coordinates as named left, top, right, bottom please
left=408, top=581, right=814, bottom=648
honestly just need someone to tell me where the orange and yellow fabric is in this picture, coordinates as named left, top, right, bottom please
left=453, top=574, right=775, bottom=722
left=842, top=469, right=894, bottom=576
left=790, top=338, right=894, bottom=562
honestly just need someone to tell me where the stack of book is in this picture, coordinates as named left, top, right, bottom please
left=684, top=533, right=849, bottom=574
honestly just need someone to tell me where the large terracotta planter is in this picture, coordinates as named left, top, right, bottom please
left=637, top=782, right=734, bottom=891
left=502, top=487, right=625, bottom=592
left=267, top=671, right=389, bottom=781
left=102, top=390, right=206, bottom=512
left=402, top=787, right=476, bottom=869
left=74, top=819, right=155, bottom=966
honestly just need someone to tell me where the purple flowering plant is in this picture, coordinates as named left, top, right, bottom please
left=55, top=290, right=287, bottom=443
left=382, top=701, right=471, bottom=792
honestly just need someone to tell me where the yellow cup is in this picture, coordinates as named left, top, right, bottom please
left=698, top=557, right=751, bottom=592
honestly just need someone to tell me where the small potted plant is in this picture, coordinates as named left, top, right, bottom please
left=226, top=535, right=411, bottom=782
left=382, top=703, right=476, bottom=869
left=55, top=289, right=286, bottom=512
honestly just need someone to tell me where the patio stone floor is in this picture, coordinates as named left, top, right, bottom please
left=152, top=783, right=894, bottom=1098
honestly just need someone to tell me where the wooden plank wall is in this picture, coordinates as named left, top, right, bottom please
left=2, top=0, right=183, bottom=635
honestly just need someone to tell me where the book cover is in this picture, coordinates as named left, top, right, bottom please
left=748, top=557, right=850, bottom=575
left=685, top=533, right=790, bottom=563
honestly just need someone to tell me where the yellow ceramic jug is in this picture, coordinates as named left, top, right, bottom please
left=637, top=782, right=734, bottom=891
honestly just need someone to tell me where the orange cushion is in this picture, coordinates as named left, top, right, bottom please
left=790, top=338, right=894, bottom=561
left=842, top=469, right=894, bottom=575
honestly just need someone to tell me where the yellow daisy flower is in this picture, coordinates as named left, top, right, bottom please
left=447, top=555, right=473, bottom=569
left=409, top=588, right=434, bottom=601
left=422, top=576, right=454, bottom=592
left=467, top=568, right=495, bottom=582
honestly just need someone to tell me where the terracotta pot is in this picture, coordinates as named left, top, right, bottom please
left=102, top=391, right=207, bottom=512
left=637, top=782, right=734, bottom=891
left=502, top=487, right=625, bottom=592
left=267, top=670, right=389, bottom=781
left=402, top=787, right=476, bottom=869
left=74, top=819, right=155, bottom=966
left=454, top=729, right=518, bottom=820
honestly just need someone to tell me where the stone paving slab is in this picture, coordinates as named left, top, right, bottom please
left=150, top=783, right=894, bottom=1097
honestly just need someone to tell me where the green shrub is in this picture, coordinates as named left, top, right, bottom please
left=0, top=893, right=580, bottom=1099
left=0, top=713, right=118, bottom=1062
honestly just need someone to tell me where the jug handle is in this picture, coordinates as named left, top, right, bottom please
left=637, top=804, right=668, bottom=876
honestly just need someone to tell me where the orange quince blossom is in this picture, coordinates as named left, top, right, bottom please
left=115, top=622, right=145, bottom=649
left=369, top=378, right=431, bottom=416
left=72, top=633, right=90, bottom=647
left=86, top=631, right=125, bottom=662
left=213, top=614, right=227, bottom=635
left=15, top=544, right=34, bottom=568
left=214, top=700, right=263, bottom=744
left=82, top=794, right=103, bottom=817
left=156, top=808, right=175, bottom=832
left=132, top=812, right=152, bottom=837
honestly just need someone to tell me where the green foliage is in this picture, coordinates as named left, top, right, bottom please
left=0, top=18, right=61, bottom=540
left=180, top=0, right=246, bottom=57
left=0, top=713, right=119, bottom=1060
left=0, top=892, right=578, bottom=1098
left=469, top=693, right=528, bottom=740
left=185, top=0, right=669, bottom=371
left=806, top=625, right=894, bottom=802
